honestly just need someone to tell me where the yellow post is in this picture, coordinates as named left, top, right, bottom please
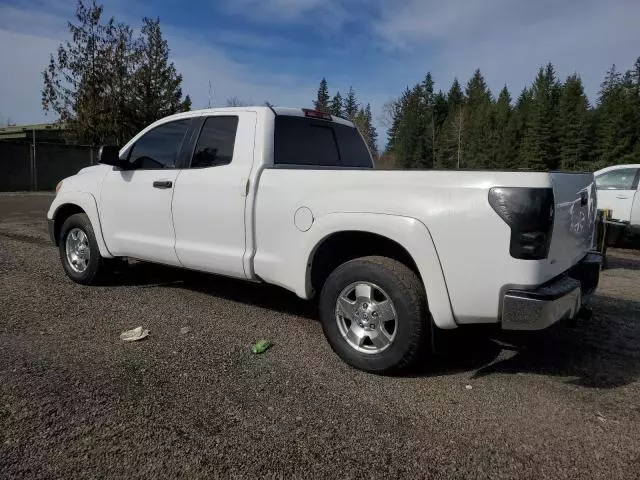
left=598, top=209, right=612, bottom=257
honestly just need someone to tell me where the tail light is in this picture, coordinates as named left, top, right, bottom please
left=488, top=187, right=554, bottom=260
left=303, top=108, right=332, bottom=121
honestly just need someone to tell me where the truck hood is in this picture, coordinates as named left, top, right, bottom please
left=76, top=164, right=111, bottom=176
left=58, top=164, right=111, bottom=196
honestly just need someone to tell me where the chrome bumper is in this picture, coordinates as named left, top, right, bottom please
left=501, top=253, right=602, bottom=331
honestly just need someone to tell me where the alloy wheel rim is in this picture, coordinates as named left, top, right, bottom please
left=65, top=228, right=90, bottom=273
left=335, top=281, right=398, bottom=354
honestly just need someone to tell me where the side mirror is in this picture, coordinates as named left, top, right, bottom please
left=98, top=145, right=125, bottom=168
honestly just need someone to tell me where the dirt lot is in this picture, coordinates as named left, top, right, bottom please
left=1, top=192, right=639, bottom=479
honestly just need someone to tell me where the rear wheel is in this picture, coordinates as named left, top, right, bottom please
left=59, top=213, right=109, bottom=285
left=319, top=256, right=429, bottom=374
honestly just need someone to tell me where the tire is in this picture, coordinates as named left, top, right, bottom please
left=58, top=213, right=108, bottom=285
left=319, top=256, right=429, bottom=374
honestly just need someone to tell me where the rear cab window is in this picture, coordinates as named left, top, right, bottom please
left=274, top=115, right=373, bottom=168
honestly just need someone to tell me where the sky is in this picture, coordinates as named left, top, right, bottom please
left=1, top=0, right=639, bottom=144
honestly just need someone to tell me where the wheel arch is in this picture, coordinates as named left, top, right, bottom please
left=309, top=231, right=420, bottom=295
left=52, top=204, right=85, bottom=246
left=303, top=213, right=456, bottom=329
left=49, top=192, right=113, bottom=258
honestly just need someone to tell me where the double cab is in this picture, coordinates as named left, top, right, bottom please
left=48, top=107, right=602, bottom=373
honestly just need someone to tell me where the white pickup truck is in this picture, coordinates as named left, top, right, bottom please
left=595, top=164, right=640, bottom=244
left=48, top=106, right=602, bottom=373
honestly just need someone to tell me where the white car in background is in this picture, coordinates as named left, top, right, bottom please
left=595, top=164, right=640, bottom=243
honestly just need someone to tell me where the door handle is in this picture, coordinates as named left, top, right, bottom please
left=615, top=195, right=629, bottom=199
left=153, top=180, right=173, bottom=189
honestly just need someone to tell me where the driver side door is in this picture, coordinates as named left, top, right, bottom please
left=99, top=118, right=192, bottom=266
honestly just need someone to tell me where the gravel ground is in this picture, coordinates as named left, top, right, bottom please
left=1, top=193, right=639, bottom=479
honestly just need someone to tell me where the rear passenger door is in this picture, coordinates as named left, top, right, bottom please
left=172, top=112, right=257, bottom=278
left=596, top=167, right=639, bottom=222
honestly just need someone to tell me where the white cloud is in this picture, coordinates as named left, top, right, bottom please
left=2, top=0, right=638, bottom=143
left=219, top=0, right=352, bottom=28
left=0, top=29, right=60, bottom=125
left=374, top=0, right=640, bottom=101
left=0, top=3, right=319, bottom=125
left=0, top=4, right=73, bottom=124
left=165, top=32, right=317, bottom=109
left=227, top=0, right=325, bottom=18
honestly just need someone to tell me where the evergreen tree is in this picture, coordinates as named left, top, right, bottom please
left=514, top=87, right=534, bottom=168
left=464, top=69, right=493, bottom=169
left=353, top=107, right=378, bottom=160
left=394, top=85, right=424, bottom=168
left=630, top=57, right=640, bottom=93
left=385, top=88, right=410, bottom=154
left=42, top=2, right=191, bottom=145
left=596, top=64, right=637, bottom=165
left=131, top=17, right=190, bottom=131
left=432, top=91, right=448, bottom=132
left=627, top=58, right=640, bottom=161
left=493, top=86, right=518, bottom=169
left=104, top=21, right=138, bottom=144
left=42, top=0, right=114, bottom=144
left=521, top=63, right=561, bottom=170
left=183, top=94, right=192, bottom=111
left=421, top=73, right=436, bottom=168
left=379, top=56, right=640, bottom=171
left=431, top=90, right=448, bottom=168
left=344, top=87, right=359, bottom=121
left=447, top=78, right=464, bottom=107
left=436, top=78, right=466, bottom=168
left=314, top=78, right=330, bottom=112
left=558, top=74, right=591, bottom=170
left=364, top=103, right=378, bottom=159
left=330, top=91, right=343, bottom=117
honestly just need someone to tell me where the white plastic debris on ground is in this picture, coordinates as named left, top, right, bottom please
left=119, top=326, right=150, bottom=342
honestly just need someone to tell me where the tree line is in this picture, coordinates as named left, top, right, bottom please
left=43, top=1, right=639, bottom=172
left=313, top=79, right=379, bottom=159
left=42, top=0, right=191, bottom=146
left=381, top=59, right=640, bottom=171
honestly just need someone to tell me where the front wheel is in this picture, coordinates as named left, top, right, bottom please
left=319, top=256, right=429, bottom=374
left=59, top=213, right=108, bottom=285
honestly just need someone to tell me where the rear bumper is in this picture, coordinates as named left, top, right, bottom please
left=501, top=252, right=602, bottom=331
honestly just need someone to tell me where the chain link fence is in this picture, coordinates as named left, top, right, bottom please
left=0, top=140, right=98, bottom=191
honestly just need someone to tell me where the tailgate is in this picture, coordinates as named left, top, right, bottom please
left=547, top=172, right=597, bottom=270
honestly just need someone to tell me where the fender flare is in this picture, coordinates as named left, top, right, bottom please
left=301, top=212, right=457, bottom=330
left=49, top=191, right=114, bottom=258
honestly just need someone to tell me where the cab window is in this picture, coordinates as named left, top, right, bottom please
left=190, top=116, right=239, bottom=168
left=595, top=168, right=639, bottom=190
left=127, top=119, right=191, bottom=169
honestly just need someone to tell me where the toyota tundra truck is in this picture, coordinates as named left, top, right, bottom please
left=47, top=106, right=602, bottom=374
